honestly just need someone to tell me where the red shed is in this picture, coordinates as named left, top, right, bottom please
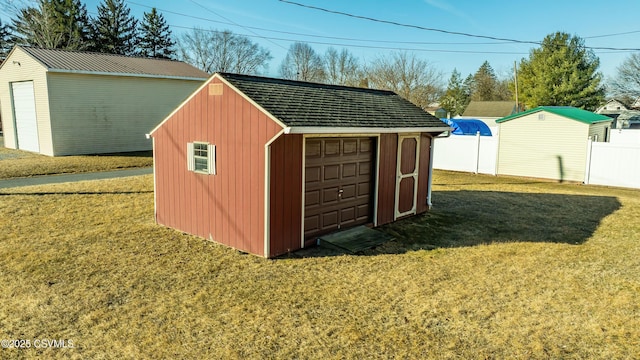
left=149, top=73, right=449, bottom=258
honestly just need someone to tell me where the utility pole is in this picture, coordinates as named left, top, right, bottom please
left=514, top=60, right=519, bottom=112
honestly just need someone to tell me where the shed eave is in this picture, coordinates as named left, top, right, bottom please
left=287, top=126, right=452, bottom=134
left=46, top=68, right=209, bottom=81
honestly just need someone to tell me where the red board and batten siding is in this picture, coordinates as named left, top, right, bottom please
left=269, top=134, right=303, bottom=257
left=153, top=77, right=282, bottom=257
left=376, top=133, right=432, bottom=225
left=416, top=133, right=432, bottom=214
left=376, top=133, right=398, bottom=225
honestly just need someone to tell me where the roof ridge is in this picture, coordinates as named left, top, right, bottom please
left=19, top=45, right=187, bottom=64
left=218, top=72, right=396, bottom=95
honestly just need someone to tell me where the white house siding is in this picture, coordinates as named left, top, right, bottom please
left=588, top=122, right=609, bottom=142
left=497, top=112, right=589, bottom=182
left=0, top=47, right=54, bottom=154
left=47, top=73, right=203, bottom=155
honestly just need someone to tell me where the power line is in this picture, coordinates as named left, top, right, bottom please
left=125, top=1, right=512, bottom=46
left=278, top=0, right=542, bottom=45
left=168, top=24, right=528, bottom=55
left=278, top=0, right=640, bottom=52
left=186, top=0, right=288, bottom=51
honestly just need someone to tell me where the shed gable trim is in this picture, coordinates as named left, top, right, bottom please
left=148, top=73, right=286, bottom=136
left=215, top=74, right=288, bottom=130
left=0, top=47, right=48, bottom=72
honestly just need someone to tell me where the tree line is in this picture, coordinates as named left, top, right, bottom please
left=2, top=1, right=640, bottom=112
left=1, top=0, right=174, bottom=58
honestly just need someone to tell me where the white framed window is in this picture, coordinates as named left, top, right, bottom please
left=187, top=142, right=216, bottom=175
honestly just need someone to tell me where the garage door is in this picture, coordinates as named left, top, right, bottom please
left=11, top=81, right=40, bottom=153
left=304, top=137, right=375, bottom=239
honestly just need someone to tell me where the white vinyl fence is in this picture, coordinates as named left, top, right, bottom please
left=434, top=129, right=640, bottom=190
left=433, top=130, right=498, bottom=175
left=584, top=140, right=640, bottom=189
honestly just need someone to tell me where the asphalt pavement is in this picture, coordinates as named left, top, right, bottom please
left=0, top=167, right=153, bottom=189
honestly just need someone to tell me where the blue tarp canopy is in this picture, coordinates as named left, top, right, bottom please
left=442, top=118, right=492, bottom=136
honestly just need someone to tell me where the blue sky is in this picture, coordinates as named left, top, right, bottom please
left=3, top=0, right=640, bottom=83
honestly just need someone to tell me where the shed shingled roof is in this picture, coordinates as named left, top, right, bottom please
left=14, top=46, right=209, bottom=80
left=219, top=72, right=446, bottom=129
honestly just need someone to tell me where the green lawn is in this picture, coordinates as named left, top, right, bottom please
left=0, top=143, right=152, bottom=179
left=0, top=171, right=638, bottom=359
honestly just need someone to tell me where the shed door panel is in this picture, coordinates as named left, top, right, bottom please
left=304, top=137, right=374, bottom=239
left=11, top=81, right=40, bottom=153
left=395, top=135, right=420, bottom=219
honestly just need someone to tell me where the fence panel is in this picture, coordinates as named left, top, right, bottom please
left=586, top=142, right=640, bottom=189
left=433, top=132, right=497, bottom=175
left=609, top=129, right=640, bottom=145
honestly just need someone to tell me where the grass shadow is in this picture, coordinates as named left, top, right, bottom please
left=287, top=190, right=621, bottom=258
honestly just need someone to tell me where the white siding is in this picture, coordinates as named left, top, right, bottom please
left=588, top=122, right=611, bottom=142
left=47, top=73, right=203, bottom=155
left=497, top=111, right=589, bottom=182
left=0, top=47, right=53, bottom=154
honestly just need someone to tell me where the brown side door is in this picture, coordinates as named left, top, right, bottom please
left=304, top=137, right=375, bottom=240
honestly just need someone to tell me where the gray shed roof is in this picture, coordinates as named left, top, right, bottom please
left=462, top=101, right=518, bottom=118
left=219, top=73, right=447, bottom=130
left=14, top=46, right=209, bottom=80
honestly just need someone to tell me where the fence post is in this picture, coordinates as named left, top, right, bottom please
left=584, top=137, right=593, bottom=185
left=475, top=131, right=481, bottom=174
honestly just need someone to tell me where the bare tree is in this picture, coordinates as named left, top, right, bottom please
left=609, top=53, right=640, bottom=104
left=12, top=0, right=63, bottom=48
left=366, top=51, right=443, bottom=109
left=11, top=0, right=91, bottom=50
left=324, top=47, right=361, bottom=86
left=279, top=42, right=325, bottom=82
left=179, top=28, right=271, bottom=74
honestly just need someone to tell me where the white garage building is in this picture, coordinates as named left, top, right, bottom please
left=0, top=46, right=208, bottom=156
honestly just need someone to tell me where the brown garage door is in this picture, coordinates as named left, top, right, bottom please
left=304, top=137, right=375, bottom=240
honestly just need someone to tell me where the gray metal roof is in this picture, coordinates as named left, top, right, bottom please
left=17, top=46, right=209, bottom=80
left=462, top=101, right=518, bottom=118
left=220, top=73, right=447, bottom=129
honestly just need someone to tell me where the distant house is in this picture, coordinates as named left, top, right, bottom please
left=596, top=99, right=629, bottom=113
left=149, top=73, right=450, bottom=258
left=595, top=99, right=640, bottom=129
left=496, top=106, right=612, bottom=182
left=460, top=101, right=518, bottom=125
left=0, top=46, right=208, bottom=156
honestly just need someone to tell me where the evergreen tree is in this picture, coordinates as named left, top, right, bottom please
left=440, top=69, right=470, bottom=116
left=0, top=19, right=12, bottom=61
left=90, top=0, right=138, bottom=55
left=52, top=0, right=91, bottom=50
left=138, top=8, right=175, bottom=59
left=471, top=61, right=499, bottom=101
left=518, top=32, right=605, bottom=110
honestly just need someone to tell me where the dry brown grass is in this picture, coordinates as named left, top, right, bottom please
left=0, top=146, right=152, bottom=179
left=0, top=171, right=638, bottom=359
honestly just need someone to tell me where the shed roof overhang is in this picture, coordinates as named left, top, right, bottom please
left=46, top=68, right=209, bottom=81
left=284, top=126, right=452, bottom=134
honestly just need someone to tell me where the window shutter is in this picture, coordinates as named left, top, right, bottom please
left=208, top=144, right=216, bottom=175
left=187, top=142, right=194, bottom=171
